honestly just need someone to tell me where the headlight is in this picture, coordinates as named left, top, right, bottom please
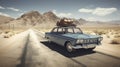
left=76, top=39, right=84, bottom=43
left=98, top=37, right=103, bottom=41
left=64, top=19, right=68, bottom=22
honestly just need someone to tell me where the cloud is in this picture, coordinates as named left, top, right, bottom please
left=58, top=13, right=72, bottom=17
left=78, top=7, right=117, bottom=16
left=52, top=10, right=72, bottom=17
left=0, top=12, right=10, bottom=17
left=78, top=8, right=93, bottom=13
left=0, top=6, right=21, bottom=12
left=7, top=7, right=20, bottom=12
left=0, top=6, right=5, bottom=9
left=87, top=17, right=97, bottom=21
left=92, top=7, right=117, bottom=16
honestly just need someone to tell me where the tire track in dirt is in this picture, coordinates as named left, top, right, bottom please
left=17, top=32, right=30, bottom=67
left=0, top=30, right=30, bottom=67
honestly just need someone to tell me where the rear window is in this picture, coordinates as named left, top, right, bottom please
left=58, top=28, right=63, bottom=32
left=52, top=28, right=57, bottom=32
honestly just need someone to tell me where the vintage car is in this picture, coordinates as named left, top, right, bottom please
left=45, top=26, right=103, bottom=52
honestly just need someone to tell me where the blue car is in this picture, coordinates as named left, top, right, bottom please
left=45, top=26, right=103, bottom=52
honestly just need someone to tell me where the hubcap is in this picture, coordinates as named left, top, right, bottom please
left=66, top=43, right=73, bottom=52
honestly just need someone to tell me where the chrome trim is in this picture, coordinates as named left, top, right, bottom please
left=76, top=38, right=99, bottom=44
left=72, top=44, right=99, bottom=49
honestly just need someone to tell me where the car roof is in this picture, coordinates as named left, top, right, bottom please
left=54, top=26, right=78, bottom=28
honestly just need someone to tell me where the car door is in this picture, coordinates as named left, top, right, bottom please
left=49, top=27, right=58, bottom=42
left=50, top=27, right=66, bottom=46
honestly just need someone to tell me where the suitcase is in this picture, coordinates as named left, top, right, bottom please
left=56, top=19, right=76, bottom=27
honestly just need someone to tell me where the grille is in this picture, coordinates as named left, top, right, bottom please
left=84, top=39, right=97, bottom=43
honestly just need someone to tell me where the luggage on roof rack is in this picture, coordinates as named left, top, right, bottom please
left=56, top=18, right=76, bottom=27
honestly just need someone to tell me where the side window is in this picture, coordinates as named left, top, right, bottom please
left=58, top=28, right=63, bottom=32
left=67, top=28, right=73, bottom=33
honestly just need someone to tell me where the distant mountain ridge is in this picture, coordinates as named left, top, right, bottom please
left=0, top=15, right=14, bottom=24
left=14, top=11, right=60, bottom=26
left=0, top=10, right=120, bottom=27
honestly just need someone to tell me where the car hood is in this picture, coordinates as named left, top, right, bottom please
left=62, top=33, right=101, bottom=39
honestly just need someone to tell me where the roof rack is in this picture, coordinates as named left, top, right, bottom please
left=56, top=18, right=76, bottom=27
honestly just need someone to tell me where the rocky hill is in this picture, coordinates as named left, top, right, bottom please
left=0, top=15, right=14, bottom=24
left=11, top=11, right=60, bottom=26
left=43, top=11, right=60, bottom=23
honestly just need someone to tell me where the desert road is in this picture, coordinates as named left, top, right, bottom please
left=0, top=29, right=120, bottom=67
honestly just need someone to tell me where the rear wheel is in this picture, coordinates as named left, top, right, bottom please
left=65, top=42, right=73, bottom=52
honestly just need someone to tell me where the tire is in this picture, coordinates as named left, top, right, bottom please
left=65, top=42, right=73, bottom=52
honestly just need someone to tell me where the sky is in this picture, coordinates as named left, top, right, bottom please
left=0, top=0, right=120, bottom=21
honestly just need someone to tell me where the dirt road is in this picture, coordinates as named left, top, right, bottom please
left=0, top=30, right=29, bottom=67
left=0, top=29, right=120, bottom=67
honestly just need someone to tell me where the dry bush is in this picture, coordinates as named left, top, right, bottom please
left=114, top=34, right=120, bottom=38
left=106, top=35, right=110, bottom=38
left=4, top=35, right=10, bottom=38
left=111, top=38, right=120, bottom=44
left=3, top=30, right=14, bottom=38
left=4, top=30, right=10, bottom=34
left=114, top=32, right=119, bottom=35
left=93, top=30, right=107, bottom=35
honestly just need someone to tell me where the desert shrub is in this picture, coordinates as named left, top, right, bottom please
left=3, top=34, right=10, bottom=38
left=3, top=31, right=15, bottom=38
left=114, top=32, right=119, bottom=34
left=111, top=38, right=120, bottom=44
left=4, top=30, right=10, bottom=34
left=114, top=34, right=120, bottom=38
left=107, top=35, right=110, bottom=38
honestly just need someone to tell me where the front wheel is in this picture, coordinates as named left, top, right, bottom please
left=65, top=42, right=73, bottom=52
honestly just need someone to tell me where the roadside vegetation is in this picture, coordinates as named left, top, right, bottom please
left=111, top=34, right=120, bottom=44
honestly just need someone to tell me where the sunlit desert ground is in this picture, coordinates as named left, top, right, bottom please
left=0, top=25, right=120, bottom=67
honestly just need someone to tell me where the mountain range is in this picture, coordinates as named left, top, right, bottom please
left=0, top=10, right=120, bottom=28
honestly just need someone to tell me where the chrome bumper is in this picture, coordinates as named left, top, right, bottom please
left=72, top=44, right=100, bottom=49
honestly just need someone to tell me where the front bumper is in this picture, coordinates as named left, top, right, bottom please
left=72, top=44, right=101, bottom=49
